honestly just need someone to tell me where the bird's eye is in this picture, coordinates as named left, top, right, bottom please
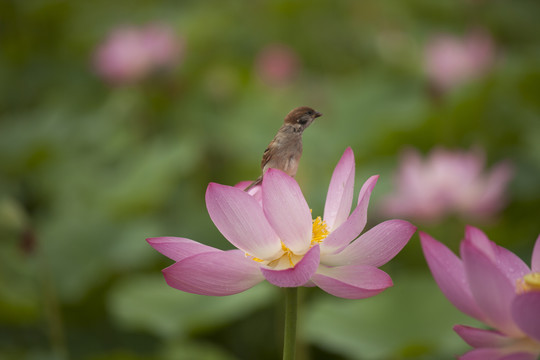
left=307, top=110, right=314, bottom=115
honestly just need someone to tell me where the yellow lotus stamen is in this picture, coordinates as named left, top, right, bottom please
left=311, top=216, right=329, bottom=244
left=245, top=252, right=264, bottom=263
left=516, top=272, right=540, bottom=294
left=281, top=242, right=295, bottom=267
left=281, top=242, right=289, bottom=252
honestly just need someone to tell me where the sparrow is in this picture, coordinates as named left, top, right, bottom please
left=244, top=106, right=322, bottom=192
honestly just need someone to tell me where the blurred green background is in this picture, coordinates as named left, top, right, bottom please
left=1, top=0, right=540, bottom=359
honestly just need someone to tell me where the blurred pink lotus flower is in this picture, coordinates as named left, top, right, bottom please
left=380, top=148, right=512, bottom=223
left=254, top=44, right=300, bottom=86
left=94, top=23, right=183, bottom=85
left=424, top=30, right=495, bottom=92
left=420, top=227, right=540, bottom=360
left=148, top=148, right=416, bottom=299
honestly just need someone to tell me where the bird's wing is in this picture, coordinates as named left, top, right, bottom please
left=260, top=141, right=274, bottom=169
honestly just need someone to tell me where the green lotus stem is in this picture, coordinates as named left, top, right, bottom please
left=283, top=287, right=298, bottom=360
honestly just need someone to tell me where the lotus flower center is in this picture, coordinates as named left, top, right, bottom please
left=246, top=215, right=329, bottom=270
left=516, top=272, right=540, bottom=294
left=267, top=217, right=329, bottom=269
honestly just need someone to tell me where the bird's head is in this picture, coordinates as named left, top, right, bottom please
left=283, top=106, right=322, bottom=131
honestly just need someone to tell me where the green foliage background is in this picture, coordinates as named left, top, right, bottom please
left=1, top=0, right=539, bottom=359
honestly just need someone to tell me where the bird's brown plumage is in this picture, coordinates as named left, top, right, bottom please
left=244, top=106, right=321, bottom=192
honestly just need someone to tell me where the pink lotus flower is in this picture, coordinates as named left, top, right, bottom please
left=147, top=148, right=416, bottom=299
left=380, top=148, right=512, bottom=223
left=420, top=227, right=540, bottom=359
left=94, top=23, right=183, bottom=85
left=254, top=44, right=300, bottom=86
left=424, top=30, right=495, bottom=93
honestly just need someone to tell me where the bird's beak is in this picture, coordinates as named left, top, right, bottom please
left=314, top=111, right=322, bottom=118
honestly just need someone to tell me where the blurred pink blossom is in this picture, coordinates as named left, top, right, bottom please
left=254, top=44, right=300, bottom=86
left=94, top=23, right=183, bottom=85
left=424, top=30, right=495, bottom=92
left=421, top=227, right=540, bottom=359
left=380, top=148, right=512, bottom=223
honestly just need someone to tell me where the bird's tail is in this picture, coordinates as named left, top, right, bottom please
left=243, top=176, right=262, bottom=192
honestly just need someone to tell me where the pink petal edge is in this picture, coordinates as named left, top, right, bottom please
left=419, top=232, right=486, bottom=321
left=496, top=244, right=531, bottom=284
left=459, top=348, right=530, bottom=360
left=234, top=181, right=252, bottom=190
left=262, top=169, right=313, bottom=254
left=146, top=237, right=219, bottom=262
left=464, top=225, right=497, bottom=261
left=311, top=264, right=392, bottom=299
left=322, top=219, right=416, bottom=267
left=162, top=249, right=264, bottom=296
left=462, top=237, right=524, bottom=336
left=499, top=353, right=540, bottom=360
left=321, top=175, right=379, bottom=254
left=323, top=147, right=355, bottom=231
left=234, top=180, right=262, bottom=204
left=206, top=182, right=281, bottom=260
left=453, top=324, right=513, bottom=348
left=261, top=245, right=320, bottom=287
left=511, top=292, right=540, bottom=343
left=532, top=234, right=540, bottom=272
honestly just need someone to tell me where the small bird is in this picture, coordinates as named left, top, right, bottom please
left=244, top=106, right=322, bottom=192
